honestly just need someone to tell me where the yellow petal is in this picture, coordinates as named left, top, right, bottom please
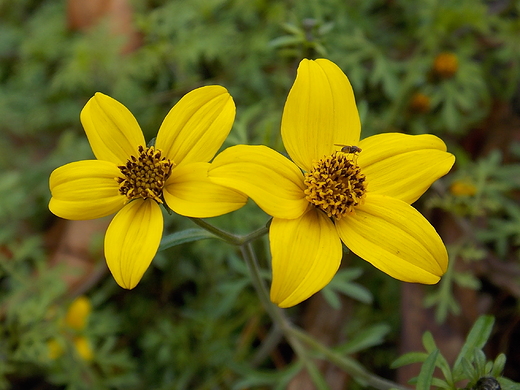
left=65, top=296, right=91, bottom=330
left=81, top=93, right=145, bottom=165
left=336, top=194, right=448, bottom=284
left=163, top=162, right=247, bottom=217
left=209, top=145, right=309, bottom=219
left=281, top=58, right=361, bottom=172
left=155, top=86, right=235, bottom=165
left=49, top=160, right=125, bottom=220
left=104, top=199, right=163, bottom=289
left=270, top=209, right=343, bottom=308
left=358, top=133, right=447, bottom=167
left=360, top=149, right=455, bottom=204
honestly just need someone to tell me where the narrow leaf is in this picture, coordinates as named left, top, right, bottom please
left=454, top=316, right=495, bottom=369
left=416, top=349, right=439, bottom=390
left=337, top=323, right=391, bottom=354
left=391, top=352, right=429, bottom=368
left=159, top=229, right=217, bottom=250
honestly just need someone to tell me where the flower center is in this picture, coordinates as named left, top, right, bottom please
left=116, top=145, right=174, bottom=204
left=303, top=151, right=367, bottom=220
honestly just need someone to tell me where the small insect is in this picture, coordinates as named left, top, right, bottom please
left=335, top=144, right=362, bottom=154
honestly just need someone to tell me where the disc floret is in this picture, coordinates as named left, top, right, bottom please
left=303, top=151, right=367, bottom=219
left=117, top=145, right=174, bottom=203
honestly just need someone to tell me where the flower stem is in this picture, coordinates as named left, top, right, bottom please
left=189, top=217, right=241, bottom=244
left=288, top=326, right=410, bottom=390
left=189, top=218, right=268, bottom=246
left=193, top=218, right=409, bottom=390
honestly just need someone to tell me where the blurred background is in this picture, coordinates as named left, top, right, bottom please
left=1, top=0, right=520, bottom=389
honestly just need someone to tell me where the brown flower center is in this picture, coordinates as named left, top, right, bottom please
left=303, top=151, right=367, bottom=220
left=116, top=145, right=174, bottom=203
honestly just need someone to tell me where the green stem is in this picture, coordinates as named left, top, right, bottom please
left=240, top=242, right=331, bottom=389
left=192, top=219, right=409, bottom=390
left=240, top=241, right=408, bottom=390
left=189, top=218, right=268, bottom=246
left=189, top=217, right=241, bottom=244
left=288, top=327, right=410, bottom=390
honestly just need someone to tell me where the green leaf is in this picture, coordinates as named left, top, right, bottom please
left=422, top=331, right=438, bottom=354
left=268, top=35, right=304, bottom=48
left=453, top=315, right=495, bottom=377
left=336, top=323, right=391, bottom=354
left=416, top=349, right=439, bottom=390
left=321, top=286, right=341, bottom=310
left=474, top=349, right=487, bottom=376
left=159, top=229, right=217, bottom=251
left=431, top=377, right=450, bottom=388
left=498, top=377, right=520, bottom=390
left=391, top=352, right=429, bottom=368
left=334, top=282, right=373, bottom=304
left=460, top=357, right=476, bottom=382
left=492, top=353, right=506, bottom=377
left=435, top=352, right=454, bottom=386
left=453, top=271, right=481, bottom=290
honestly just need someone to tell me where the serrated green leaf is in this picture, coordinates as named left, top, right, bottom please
left=417, top=349, right=439, bottom=390
left=159, top=229, right=217, bottom=251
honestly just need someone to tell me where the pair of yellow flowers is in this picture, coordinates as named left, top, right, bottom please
left=49, top=59, right=455, bottom=308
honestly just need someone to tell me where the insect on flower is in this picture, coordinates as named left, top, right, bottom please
left=334, top=144, right=362, bottom=161
left=335, top=144, right=362, bottom=155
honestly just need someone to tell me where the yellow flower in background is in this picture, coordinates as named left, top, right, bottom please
left=209, top=59, right=455, bottom=308
left=64, top=295, right=91, bottom=330
left=47, top=296, right=93, bottom=361
left=73, top=336, right=94, bottom=361
left=450, top=180, right=477, bottom=197
left=49, top=86, right=247, bottom=289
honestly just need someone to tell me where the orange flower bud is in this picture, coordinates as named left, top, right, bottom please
left=409, top=92, right=431, bottom=113
left=433, top=52, right=458, bottom=79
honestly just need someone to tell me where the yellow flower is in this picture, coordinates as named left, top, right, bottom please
left=73, top=336, right=94, bottom=361
left=64, top=296, right=91, bottom=330
left=209, top=59, right=455, bottom=308
left=48, top=296, right=93, bottom=361
left=49, top=86, right=247, bottom=289
left=450, top=180, right=477, bottom=196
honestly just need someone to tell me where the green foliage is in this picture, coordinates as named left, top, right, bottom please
left=392, top=316, right=520, bottom=390
left=2, top=0, right=520, bottom=388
